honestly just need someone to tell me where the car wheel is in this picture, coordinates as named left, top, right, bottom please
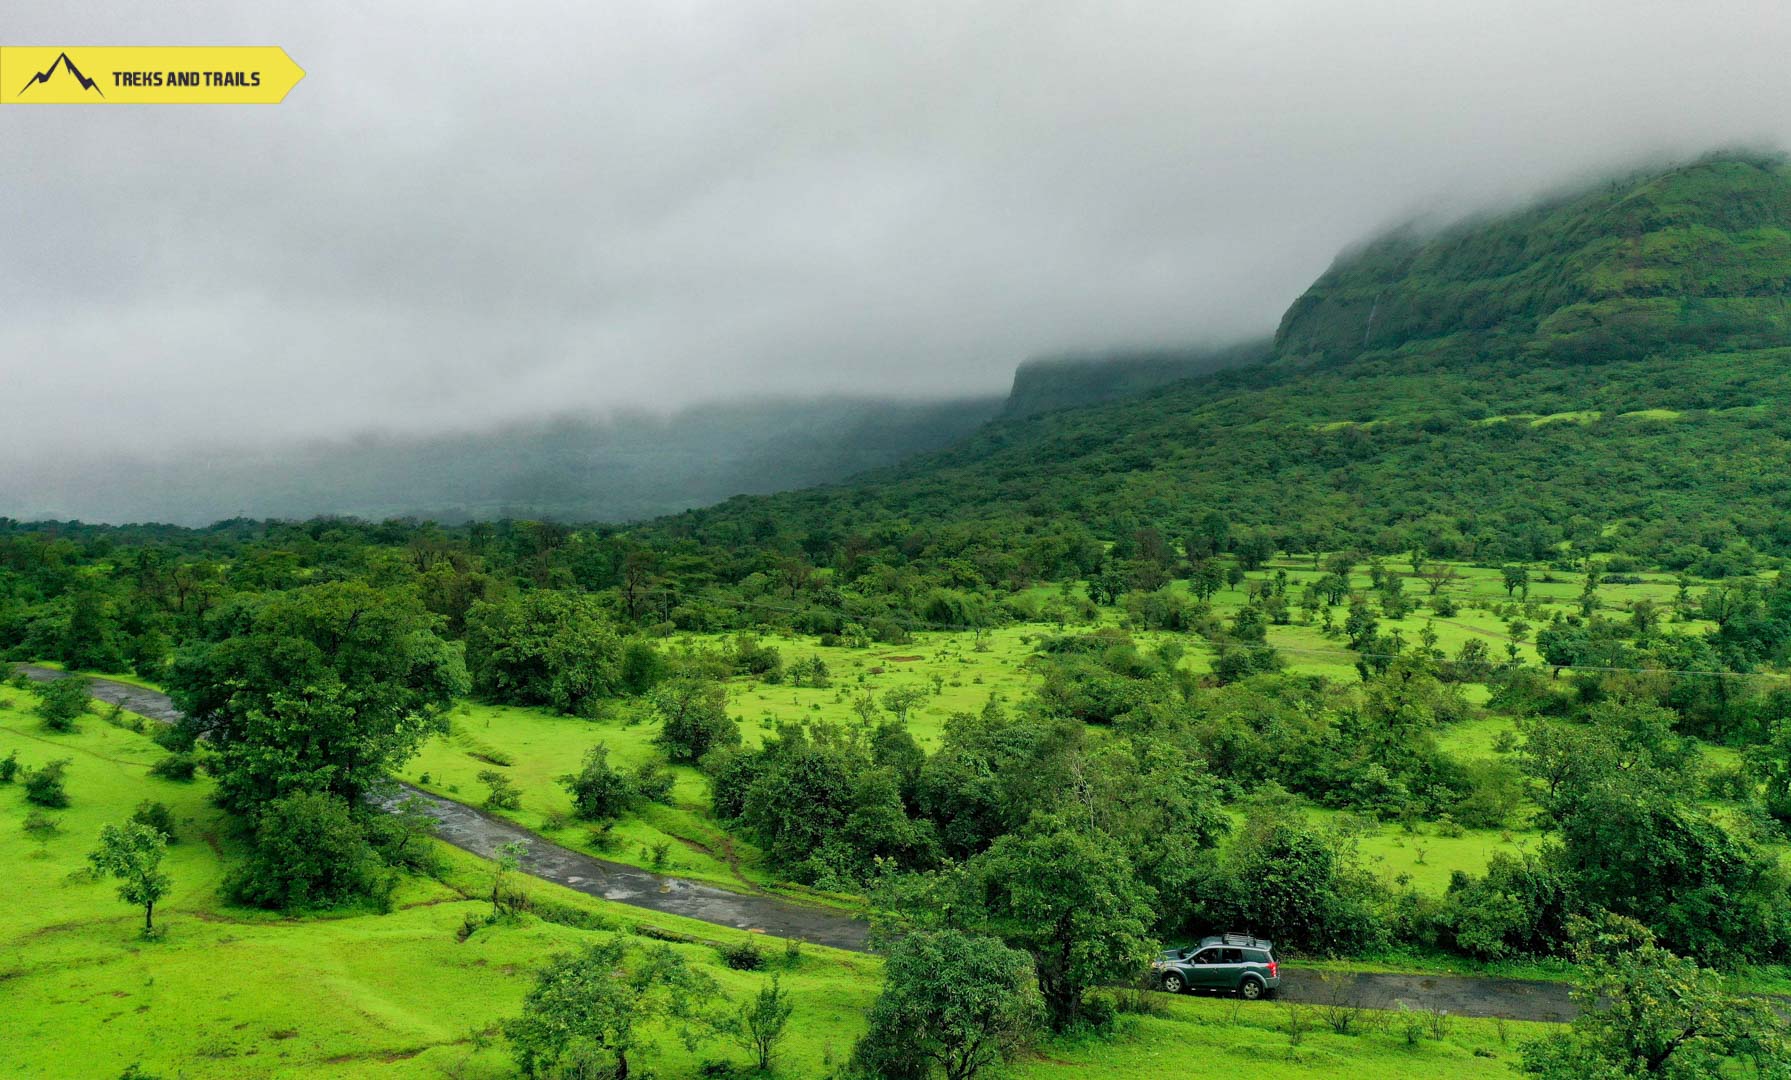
left=1239, top=977, right=1264, bottom=1001
left=1161, top=972, right=1185, bottom=994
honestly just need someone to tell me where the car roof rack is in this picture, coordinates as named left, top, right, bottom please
left=1200, top=932, right=1272, bottom=949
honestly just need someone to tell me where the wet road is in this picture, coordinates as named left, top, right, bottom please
left=16, top=665, right=869, bottom=951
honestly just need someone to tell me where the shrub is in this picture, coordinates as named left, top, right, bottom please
left=22, top=809, right=61, bottom=842
left=34, top=678, right=90, bottom=732
left=561, top=743, right=635, bottom=821
left=630, top=761, right=675, bottom=805
left=718, top=937, right=766, bottom=971
left=479, top=769, right=522, bottom=811
left=651, top=678, right=739, bottom=764
left=148, top=752, right=199, bottom=782
left=131, top=801, right=178, bottom=842
left=0, top=749, right=18, bottom=782
left=24, top=759, right=73, bottom=808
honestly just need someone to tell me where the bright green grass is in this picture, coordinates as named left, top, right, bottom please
left=1010, top=998, right=1546, bottom=1078
left=0, top=693, right=1549, bottom=1078
left=384, top=557, right=1732, bottom=892
left=399, top=699, right=791, bottom=896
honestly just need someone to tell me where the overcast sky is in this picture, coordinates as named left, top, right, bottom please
left=5, top=0, right=1791, bottom=460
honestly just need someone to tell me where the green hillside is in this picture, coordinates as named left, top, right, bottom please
left=1277, top=153, right=1791, bottom=367
left=654, top=156, right=1791, bottom=571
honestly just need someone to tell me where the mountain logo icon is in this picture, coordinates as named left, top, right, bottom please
left=17, top=51, right=104, bottom=97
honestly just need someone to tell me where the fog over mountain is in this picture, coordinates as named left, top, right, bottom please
left=7, top=2, right=1791, bottom=522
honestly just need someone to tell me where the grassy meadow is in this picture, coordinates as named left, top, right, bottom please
left=0, top=683, right=1553, bottom=1078
left=393, top=557, right=1734, bottom=908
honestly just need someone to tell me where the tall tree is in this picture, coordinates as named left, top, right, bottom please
left=505, top=939, right=717, bottom=1079
left=855, top=930, right=1041, bottom=1080
left=166, top=581, right=466, bottom=813
left=965, top=821, right=1156, bottom=1029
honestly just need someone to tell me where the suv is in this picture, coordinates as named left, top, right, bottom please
left=1152, top=933, right=1279, bottom=999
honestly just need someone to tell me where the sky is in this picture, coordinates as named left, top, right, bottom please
left=5, top=0, right=1791, bottom=462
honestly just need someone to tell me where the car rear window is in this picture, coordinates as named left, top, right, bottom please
left=1244, top=949, right=1270, bottom=962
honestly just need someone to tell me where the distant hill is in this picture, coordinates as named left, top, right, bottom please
left=1003, top=339, right=1269, bottom=417
left=3, top=397, right=1001, bottom=526
left=6, top=348, right=1281, bottom=530
left=648, top=156, right=1791, bottom=571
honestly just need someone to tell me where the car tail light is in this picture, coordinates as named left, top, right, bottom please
left=1269, top=961, right=1278, bottom=978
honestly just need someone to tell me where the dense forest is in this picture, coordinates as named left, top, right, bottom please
left=10, top=156, right=1791, bottom=1078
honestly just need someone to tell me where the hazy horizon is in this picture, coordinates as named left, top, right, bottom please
left=9, top=4, right=1791, bottom=458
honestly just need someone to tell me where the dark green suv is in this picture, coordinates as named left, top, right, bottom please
left=1152, top=934, right=1279, bottom=999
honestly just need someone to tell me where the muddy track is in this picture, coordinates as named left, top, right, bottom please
left=13, top=665, right=1596, bottom=1019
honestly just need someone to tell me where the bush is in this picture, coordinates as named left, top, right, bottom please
left=0, top=749, right=18, bottom=783
left=560, top=743, right=636, bottom=821
left=34, top=677, right=90, bottom=732
left=22, top=809, right=61, bottom=842
left=1439, top=852, right=1569, bottom=960
left=479, top=769, right=522, bottom=811
left=150, top=720, right=202, bottom=754
left=730, top=635, right=784, bottom=680
left=1454, top=760, right=1523, bottom=829
left=853, top=929, right=1040, bottom=1080
left=630, top=760, right=675, bottom=804
left=148, top=752, right=199, bottom=782
left=131, top=801, right=178, bottom=842
left=718, top=937, right=766, bottom=970
left=1206, top=809, right=1386, bottom=955
left=651, top=678, right=740, bottom=764
left=24, top=759, right=73, bottom=808
left=463, top=592, right=624, bottom=716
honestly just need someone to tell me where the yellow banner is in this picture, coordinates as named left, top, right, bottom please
left=0, top=47, right=304, bottom=104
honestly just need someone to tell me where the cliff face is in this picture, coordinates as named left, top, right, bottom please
left=1003, top=339, right=1270, bottom=417
left=1274, top=156, right=1791, bottom=368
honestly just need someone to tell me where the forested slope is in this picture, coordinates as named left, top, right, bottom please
left=650, top=156, right=1791, bottom=572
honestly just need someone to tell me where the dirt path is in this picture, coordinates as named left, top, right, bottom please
left=15, top=666, right=870, bottom=952
left=13, top=665, right=1595, bottom=1019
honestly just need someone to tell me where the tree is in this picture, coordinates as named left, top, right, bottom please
left=166, top=582, right=466, bottom=814
left=463, top=590, right=623, bottom=716
left=88, top=822, right=172, bottom=935
left=965, top=822, right=1156, bottom=1030
left=34, top=677, right=91, bottom=732
left=1418, top=561, right=1459, bottom=596
left=881, top=685, right=930, bottom=726
left=1215, top=807, right=1384, bottom=954
left=1344, top=596, right=1378, bottom=651
left=226, top=791, right=392, bottom=910
left=505, top=938, right=717, bottom=1079
left=1500, top=564, right=1530, bottom=599
left=1522, top=917, right=1789, bottom=1077
left=854, top=930, right=1040, bottom=1080
left=651, top=677, right=739, bottom=764
left=728, top=974, right=793, bottom=1073
left=561, top=743, right=640, bottom=821
left=1233, top=531, right=1275, bottom=572
left=491, top=839, right=528, bottom=918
